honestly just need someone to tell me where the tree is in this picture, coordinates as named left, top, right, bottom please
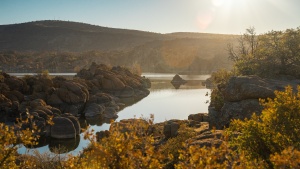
left=228, top=27, right=300, bottom=78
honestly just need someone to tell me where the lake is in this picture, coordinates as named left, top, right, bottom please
left=18, top=73, right=211, bottom=156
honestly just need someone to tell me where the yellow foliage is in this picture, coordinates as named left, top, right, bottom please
left=228, top=85, right=300, bottom=167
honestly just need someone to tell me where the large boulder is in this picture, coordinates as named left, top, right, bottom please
left=188, top=113, right=209, bottom=122
left=171, top=74, right=187, bottom=89
left=47, top=81, right=89, bottom=116
left=83, top=103, right=105, bottom=117
left=62, top=114, right=81, bottom=135
left=0, top=94, right=12, bottom=108
left=51, top=117, right=77, bottom=139
left=209, top=75, right=300, bottom=129
left=209, top=99, right=262, bottom=129
left=220, top=75, right=300, bottom=102
left=2, top=72, right=29, bottom=93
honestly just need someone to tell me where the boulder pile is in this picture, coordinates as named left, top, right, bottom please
left=0, top=62, right=151, bottom=140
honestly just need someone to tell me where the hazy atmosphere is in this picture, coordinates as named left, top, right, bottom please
left=1, top=0, right=300, bottom=168
left=1, top=0, right=300, bottom=34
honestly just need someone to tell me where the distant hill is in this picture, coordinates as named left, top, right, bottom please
left=0, top=20, right=164, bottom=51
left=0, top=20, right=239, bottom=73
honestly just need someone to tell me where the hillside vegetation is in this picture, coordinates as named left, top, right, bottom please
left=0, top=20, right=236, bottom=73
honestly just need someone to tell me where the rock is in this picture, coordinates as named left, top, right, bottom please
left=171, top=74, right=186, bottom=83
left=142, top=77, right=151, bottom=88
left=2, top=73, right=29, bottom=93
left=83, top=103, right=105, bottom=117
left=209, top=75, right=300, bottom=129
left=0, top=94, right=12, bottom=108
left=110, top=119, right=148, bottom=135
left=62, top=114, right=81, bottom=135
left=171, top=74, right=187, bottom=89
left=103, top=107, right=118, bottom=119
left=188, top=113, right=209, bottom=122
left=51, top=117, right=76, bottom=139
left=220, top=75, right=300, bottom=102
left=96, top=130, right=110, bottom=141
left=3, top=90, right=24, bottom=102
left=163, top=120, right=180, bottom=139
left=47, top=93, right=64, bottom=105
left=50, top=107, right=61, bottom=115
left=88, top=93, right=112, bottom=104
left=29, top=99, right=47, bottom=108
left=47, top=81, right=89, bottom=116
left=209, top=99, right=263, bottom=129
left=118, top=86, right=135, bottom=98
left=186, top=130, right=224, bottom=148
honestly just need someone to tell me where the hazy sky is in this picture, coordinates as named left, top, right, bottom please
left=0, top=0, right=299, bottom=34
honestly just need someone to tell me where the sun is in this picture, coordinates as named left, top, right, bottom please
left=212, top=0, right=248, bottom=8
left=212, top=0, right=226, bottom=7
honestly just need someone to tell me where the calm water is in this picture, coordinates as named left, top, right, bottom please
left=8, top=73, right=77, bottom=78
left=18, top=73, right=211, bottom=156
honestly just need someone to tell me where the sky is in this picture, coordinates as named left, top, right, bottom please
left=0, top=0, right=299, bottom=35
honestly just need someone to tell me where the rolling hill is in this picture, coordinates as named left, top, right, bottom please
left=0, top=20, right=238, bottom=73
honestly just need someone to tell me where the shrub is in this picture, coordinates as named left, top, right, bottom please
left=209, top=69, right=233, bottom=111
left=0, top=122, right=37, bottom=169
left=65, top=117, right=163, bottom=169
left=228, top=85, right=300, bottom=167
left=158, top=124, right=196, bottom=168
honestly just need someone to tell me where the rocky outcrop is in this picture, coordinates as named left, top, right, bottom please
left=0, top=63, right=150, bottom=147
left=220, top=75, right=300, bottom=102
left=76, top=63, right=151, bottom=120
left=171, top=74, right=187, bottom=89
left=47, top=80, right=89, bottom=116
left=209, top=75, right=300, bottom=129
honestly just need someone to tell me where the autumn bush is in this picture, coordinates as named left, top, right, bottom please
left=158, top=124, right=196, bottom=168
left=64, top=117, right=163, bottom=169
left=0, top=121, right=37, bottom=169
left=2, top=86, right=300, bottom=168
left=228, top=86, right=300, bottom=168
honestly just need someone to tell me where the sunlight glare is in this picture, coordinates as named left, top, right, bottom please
left=212, top=0, right=225, bottom=7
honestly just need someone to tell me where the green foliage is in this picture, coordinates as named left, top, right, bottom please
left=228, top=27, right=300, bottom=78
left=228, top=86, right=300, bottom=167
left=209, top=69, right=233, bottom=111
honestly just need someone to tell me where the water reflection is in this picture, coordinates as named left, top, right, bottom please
left=49, top=137, right=80, bottom=154
left=171, top=82, right=182, bottom=89
left=18, top=74, right=211, bottom=156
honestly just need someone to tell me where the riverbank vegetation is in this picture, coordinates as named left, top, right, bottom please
left=1, top=85, right=300, bottom=168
